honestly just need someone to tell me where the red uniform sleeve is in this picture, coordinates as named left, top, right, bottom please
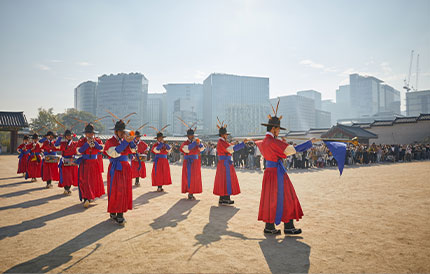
left=272, top=139, right=289, bottom=159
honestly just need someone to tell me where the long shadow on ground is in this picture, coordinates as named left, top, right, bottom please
left=259, top=235, right=311, bottom=274
left=150, top=198, right=199, bottom=230
left=5, top=220, right=120, bottom=273
left=0, top=203, right=85, bottom=240
left=0, top=194, right=66, bottom=211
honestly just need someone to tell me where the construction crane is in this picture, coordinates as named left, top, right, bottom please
left=403, top=50, right=414, bottom=92
left=415, top=54, right=420, bottom=91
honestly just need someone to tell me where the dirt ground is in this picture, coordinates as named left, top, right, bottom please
left=0, top=154, right=429, bottom=273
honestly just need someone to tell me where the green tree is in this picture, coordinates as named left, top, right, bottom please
left=29, top=108, right=58, bottom=134
left=55, top=109, right=105, bottom=135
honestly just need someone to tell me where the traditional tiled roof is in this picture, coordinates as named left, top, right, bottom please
left=417, top=113, right=430, bottom=121
left=0, top=111, right=28, bottom=130
left=322, top=124, right=377, bottom=139
left=371, top=120, right=394, bottom=126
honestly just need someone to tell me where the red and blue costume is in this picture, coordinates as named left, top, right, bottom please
left=39, top=137, right=60, bottom=182
left=25, top=141, right=42, bottom=179
left=55, top=137, right=78, bottom=188
left=180, top=139, right=205, bottom=194
left=104, top=135, right=135, bottom=214
left=151, top=142, right=172, bottom=186
left=256, top=133, right=313, bottom=225
left=17, top=143, right=30, bottom=174
left=76, top=137, right=105, bottom=201
left=131, top=140, right=148, bottom=179
left=213, top=137, right=245, bottom=196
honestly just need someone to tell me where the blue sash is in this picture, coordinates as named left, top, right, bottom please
left=108, top=155, right=129, bottom=200
left=58, top=155, right=73, bottom=184
left=154, top=154, right=167, bottom=173
left=184, top=154, right=199, bottom=189
left=266, top=159, right=287, bottom=225
left=219, top=155, right=233, bottom=195
left=76, top=154, right=98, bottom=201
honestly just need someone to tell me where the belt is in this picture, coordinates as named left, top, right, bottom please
left=108, top=155, right=129, bottom=200
left=184, top=154, right=199, bottom=189
left=154, top=154, right=167, bottom=173
left=76, top=154, right=98, bottom=201
left=58, top=155, right=74, bottom=184
left=219, top=155, right=233, bottom=195
left=266, top=159, right=287, bottom=225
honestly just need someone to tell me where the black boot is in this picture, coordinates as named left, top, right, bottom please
left=264, top=223, right=281, bottom=235
left=135, top=177, right=140, bottom=186
left=188, top=193, right=195, bottom=200
left=157, top=186, right=164, bottom=192
left=225, top=195, right=234, bottom=204
left=116, top=213, right=126, bottom=226
left=284, top=220, right=302, bottom=234
left=110, top=213, right=117, bottom=221
left=46, top=180, right=53, bottom=189
left=219, top=196, right=225, bottom=204
left=63, top=185, right=71, bottom=195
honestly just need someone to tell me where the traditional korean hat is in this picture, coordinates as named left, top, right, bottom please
left=51, top=116, right=80, bottom=137
left=216, top=117, right=230, bottom=136
left=261, top=98, right=286, bottom=130
left=149, top=125, right=170, bottom=140
left=129, top=122, right=149, bottom=137
left=23, top=135, right=29, bottom=140
left=83, top=123, right=98, bottom=134
left=176, top=116, right=197, bottom=137
left=106, top=110, right=136, bottom=132
left=32, top=133, right=38, bottom=139
left=45, top=131, right=57, bottom=137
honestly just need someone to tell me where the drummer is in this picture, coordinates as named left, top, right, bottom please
left=38, top=131, right=60, bottom=188
left=55, top=129, right=79, bottom=195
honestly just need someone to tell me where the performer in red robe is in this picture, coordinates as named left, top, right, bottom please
left=39, top=131, right=60, bottom=188
left=76, top=123, right=105, bottom=208
left=55, top=129, right=78, bottom=195
left=131, top=131, right=149, bottom=186
left=213, top=120, right=248, bottom=205
left=256, top=105, right=315, bottom=234
left=26, top=133, right=42, bottom=182
left=104, top=120, right=136, bottom=225
left=150, top=126, right=172, bottom=192
left=179, top=127, right=205, bottom=200
left=17, top=135, right=30, bottom=176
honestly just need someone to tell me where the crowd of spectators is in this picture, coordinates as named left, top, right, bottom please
left=144, top=141, right=430, bottom=171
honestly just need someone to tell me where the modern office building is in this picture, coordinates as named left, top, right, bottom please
left=172, top=98, right=198, bottom=135
left=74, top=81, right=97, bottom=116
left=315, top=109, right=331, bottom=128
left=379, top=83, right=401, bottom=114
left=203, top=73, right=269, bottom=135
left=147, top=93, right=166, bottom=134
left=297, top=89, right=322, bottom=110
left=163, top=83, right=203, bottom=135
left=336, top=84, right=353, bottom=119
left=406, top=90, right=430, bottom=116
left=321, top=99, right=339, bottom=125
left=95, top=73, right=148, bottom=134
left=271, top=95, right=316, bottom=131
left=225, top=104, right=270, bottom=136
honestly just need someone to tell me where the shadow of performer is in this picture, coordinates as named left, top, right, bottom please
left=259, top=236, right=311, bottom=274
left=0, top=186, right=46, bottom=198
left=133, top=191, right=166, bottom=208
left=150, top=199, right=199, bottom=230
left=5, top=220, right=121, bottom=273
left=190, top=206, right=246, bottom=259
left=0, top=203, right=85, bottom=240
left=0, top=194, right=66, bottom=211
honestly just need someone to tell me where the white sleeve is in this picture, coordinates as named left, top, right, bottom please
left=284, top=146, right=296, bottom=156
left=106, top=147, right=121, bottom=158
left=199, top=145, right=205, bottom=152
left=226, top=145, right=234, bottom=154
left=182, top=145, right=190, bottom=153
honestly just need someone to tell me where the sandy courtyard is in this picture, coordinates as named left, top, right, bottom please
left=0, top=155, right=429, bottom=273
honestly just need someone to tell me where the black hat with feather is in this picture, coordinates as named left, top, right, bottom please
left=261, top=98, right=286, bottom=130
left=216, top=117, right=230, bottom=136
left=176, top=116, right=197, bottom=137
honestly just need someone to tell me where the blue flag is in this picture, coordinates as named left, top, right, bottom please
left=323, top=141, right=346, bottom=175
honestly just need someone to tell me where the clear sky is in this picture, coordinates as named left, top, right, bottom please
left=1, top=0, right=429, bottom=119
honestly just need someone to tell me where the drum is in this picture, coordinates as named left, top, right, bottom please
left=133, top=154, right=147, bottom=161
left=45, top=155, right=60, bottom=163
left=63, top=157, right=77, bottom=166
